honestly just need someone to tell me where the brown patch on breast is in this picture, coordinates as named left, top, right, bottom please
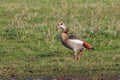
left=61, top=32, right=68, bottom=41
left=61, top=32, right=73, bottom=50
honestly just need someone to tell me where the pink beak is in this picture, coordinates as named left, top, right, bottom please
left=57, top=25, right=61, bottom=30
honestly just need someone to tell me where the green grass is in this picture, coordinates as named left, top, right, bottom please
left=0, top=0, right=120, bottom=79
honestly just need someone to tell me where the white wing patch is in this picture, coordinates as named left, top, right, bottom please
left=70, top=39, right=84, bottom=45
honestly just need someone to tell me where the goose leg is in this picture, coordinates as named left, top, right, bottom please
left=74, top=52, right=77, bottom=60
left=77, top=50, right=82, bottom=60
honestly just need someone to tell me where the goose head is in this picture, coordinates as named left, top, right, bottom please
left=57, top=22, right=68, bottom=32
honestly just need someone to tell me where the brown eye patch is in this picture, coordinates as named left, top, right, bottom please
left=60, top=23, right=63, bottom=25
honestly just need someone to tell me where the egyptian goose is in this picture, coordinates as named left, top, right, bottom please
left=57, top=22, right=93, bottom=60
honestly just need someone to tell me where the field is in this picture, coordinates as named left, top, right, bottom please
left=0, top=0, right=120, bottom=79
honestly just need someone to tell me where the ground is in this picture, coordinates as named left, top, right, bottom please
left=0, top=0, right=120, bottom=79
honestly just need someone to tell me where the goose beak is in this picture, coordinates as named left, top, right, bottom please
left=56, top=25, right=60, bottom=30
left=57, top=25, right=60, bottom=28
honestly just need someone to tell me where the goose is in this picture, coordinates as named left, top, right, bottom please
left=57, top=22, right=93, bottom=60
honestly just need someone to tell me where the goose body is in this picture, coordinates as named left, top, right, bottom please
left=57, top=22, right=93, bottom=60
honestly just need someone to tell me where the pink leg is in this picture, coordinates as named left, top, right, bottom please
left=74, top=52, right=77, bottom=60
left=77, top=50, right=82, bottom=60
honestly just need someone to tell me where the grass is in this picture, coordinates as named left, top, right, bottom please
left=0, top=0, right=120, bottom=79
